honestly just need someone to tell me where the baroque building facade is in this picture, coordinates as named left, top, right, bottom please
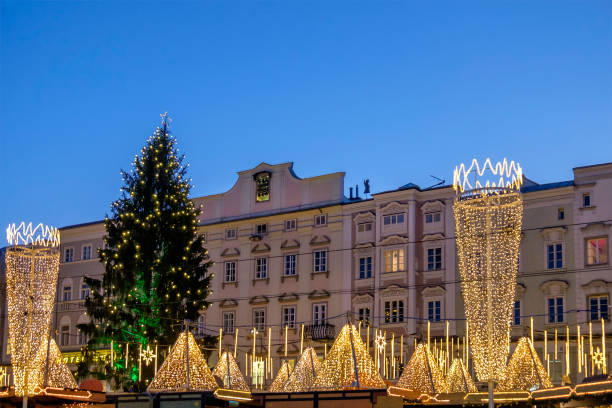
left=3, top=160, right=608, bottom=386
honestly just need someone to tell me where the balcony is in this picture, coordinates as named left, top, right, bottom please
left=304, top=323, right=335, bottom=340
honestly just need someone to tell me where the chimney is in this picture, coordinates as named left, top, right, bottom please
left=355, top=184, right=360, bottom=199
left=349, top=187, right=353, bottom=200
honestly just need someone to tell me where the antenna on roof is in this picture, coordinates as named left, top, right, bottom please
left=426, top=175, right=445, bottom=190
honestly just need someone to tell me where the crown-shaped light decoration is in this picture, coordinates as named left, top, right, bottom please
left=453, top=158, right=523, bottom=196
left=6, top=222, right=60, bottom=247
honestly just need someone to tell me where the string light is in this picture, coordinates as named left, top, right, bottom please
left=453, top=158, right=523, bottom=383
left=497, top=337, right=552, bottom=392
left=313, top=323, right=384, bottom=390
left=40, top=338, right=78, bottom=389
left=269, top=361, right=291, bottom=392
left=396, top=344, right=446, bottom=394
left=283, top=347, right=321, bottom=392
left=5, top=222, right=60, bottom=396
left=212, top=351, right=250, bottom=392
left=147, top=332, right=217, bottom=392
left=446, top=359, right=476, bottom=393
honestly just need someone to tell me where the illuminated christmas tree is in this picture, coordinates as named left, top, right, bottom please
left=396, top=344, right=447, bottom=394
left=284, top=347, right=321, bottom=392
left=497, top=337, right=552, bottom=392
left=313, top=324, right=384, bottom=390
left=213, top=351, right=250, bottom=392
left=269, top=360, right=291, bottom=392
left=446, top=359, right=477, bottom=393
left=147, top=331, right=218, bottom=392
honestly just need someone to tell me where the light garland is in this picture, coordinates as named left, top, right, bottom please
left=283, top=347, right=321, bottom=392
left=313, top=324, right=384, bottom=390
left=453, top=158, right=523, bottom=383
left=446, top=358, right=476, bottom=393
left=147, top=332, right=217, bottom=392
left=212, top=351, right=250, bottom=392
left=269, top=360, right=291, bottom=392
left=396, top=344, right=447, bottom=394
left=5, top=222, right=60, bottom=396
left=497, top=337, right=552, bottom=391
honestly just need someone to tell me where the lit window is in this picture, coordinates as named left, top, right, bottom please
left=255, top=172, right=271, bottom=202
left=253, top=309, right=266, bottom=331
left=587, top=238, right=608, bottom=265
left=589, top=296, right=608, bottom=321
left=314, top=214, right=327, bottom=226
left=383, top=214, right=405, bottom=225
left=384, top=300, right=404, bottom=323
left=284, top=254, right=297, bottom=276
left=64, top=248, right=74, bottom=263
left=256, top=223, right=268, bottom=235
left=359, top=257, right=372, bottom=279
left=224, top=261, right=236, bottom=283
left=82, top=245, right=92, bottom=260
left=427, top=248, right=442, bottom=271
left=255, top=257, right=268, bottom=279
left=358, top=222, right=372, bottom=232
left=282, top=306, right=296, bottom=328
left=583, top=193, right=591, bottom=207
left=425, top=212, right=441, bottom=224
left=314, top=250, right=327, bottom=272
left=513, top=300, right=521, bottom=325
left=63, top=286, right=72, bottom=301
left=384, top=249, right=404, bottom=272
left=225, top=228, right=237, bottom=240
left=223, top=312, right=235, bottom=333
left=358, top=307, right=370, bottom=326
left=548, top=297, right=564, bottom=323
left=285, top=219, right=297, bottom=231
left=312, top=303, right=327, bottom=325
left=428, top=301, right=441, bottom=322
left=547, top=244, right=563, bottom=269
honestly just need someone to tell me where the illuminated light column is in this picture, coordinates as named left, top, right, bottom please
left=453, top=159, right=523, bottom=403
left=5, top=223, right=60, bottom=398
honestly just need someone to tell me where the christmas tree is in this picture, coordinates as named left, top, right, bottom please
left=269, top=360, right=291, bottom=392
left=497, top=337, right=552, bottom=392
left=446, top=359, right=477, bottom=393
left=148, top=331, right=218, bottom=392
left=283, top=347, right=321, bottom=392
left=77, top=115, right=213, bottom=391
left=313, top=324, right=384, bottom=390
left=396, top=344, right=447, bottom=394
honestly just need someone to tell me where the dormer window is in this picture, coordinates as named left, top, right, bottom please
left=254, top=172, right=271, bottom=202
left=425, top=212, right=441, bottom=224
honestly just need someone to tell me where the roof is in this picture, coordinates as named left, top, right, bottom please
left=521, top=180, right=574, bottom=193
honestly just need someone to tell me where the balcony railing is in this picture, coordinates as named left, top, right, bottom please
left=304, top=323, right=335, bottom=340
left=58, top=300, right=86, bottom=312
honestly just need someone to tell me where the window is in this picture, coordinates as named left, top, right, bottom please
left=282, top=306, right=296, bottom=328
left=428, top=301, right=441, bottom=322
left=359, top=257, right=372, bottom=279
left=513, top=300, right=521, bottom=325
left=197, top=314, right=206, bottom=336
left=425, top=212, right=441, bottom=224
left=383, top=213, right=404, bottom=225
left=590, top=296, right=608, bottom=321
left=253, top=309, right=266, bottom=331
left=313, top=303, right=327, bottom=325
left=60, top=326, right=70, bottom=346
left=63, top=285, right=72, bottom=301
left=385, top=300, right=404, bottom=323
left=314, top=214, right=327, bottom=226
left=81, top=283, right=90, bottom=299
left=558, top=208, right=565, bottom=220
left=284, top=254, right=297, bottom=276
left=82, top=245, right=92, bottom=260
left=384, top=249, right=404, bottom=272
left=225, top=228, right=237, bottom=240
left=224, top=261, right=237, bottom=283
left=223, top=312, right=235, bottom=333
left=358, top=222, right=372, bottom=232
left=587, top=238, right=608, bottom=265
left=255, top=257, right=268, bottom=279
left=547, top=244, right=563, bottom=269
left=314, top=250, right=327, bottom=273
left=583, top=193, right=591, bottom=207
left=77, top=328, right=88, bottom=345
left=548, top=297, right=564, bottom=323
left=427, top=248, right=442, bottom=271
left=255, top=171, right=271, bottom=202
left=256, top=223, right=268, bottom=235
left=358, top=307, right=371, bottom=326
left=64, top=248, right=74, bottom=263
left=285, top=219, right=297, bottom=231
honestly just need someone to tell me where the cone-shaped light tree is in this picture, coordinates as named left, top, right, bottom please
left=313, top=323, right=384, bottom=390
left=213, top=351, right=250, bottom=392
left=147, top=331, right=218, bottom=393
left=34, top=338, right=78, bottom=390
left=496, top=337, right=553, bottom=392
left=77, top=116, right=213, bottom=391
left=284, top=347, right=321, bottom=392
left=446, top=359, right=477, bottom=393
left=396, top=344, right=447, bottom=394
left=269, top=360, right=291, bottom=393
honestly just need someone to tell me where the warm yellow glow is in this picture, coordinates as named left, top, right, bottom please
left=212, top=351, right=250, bottom=392
left=446, top=359, right=477, bottom=393
left=147, top=332, right=217, bottom=392
left=39, top=339, right=78, bottom=389
left=497, top=337, right=552, bottom=391
left=602, top=318, right=606, bottom=374
left=269, top=360, right=291, bottom=392
left=453, top=158, right=523, bottom=194
left=396, top=344, right=447, bottom=394
left=6, top=222, right=60, bottom=247
left=284, top=347, right=321, bottom=392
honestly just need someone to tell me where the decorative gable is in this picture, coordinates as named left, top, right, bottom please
left=540, top=227, right=566, bottom=242
left=278, top=292, right=300, bottom=303
left=221, top=247, right=240, bottom=257
left=540, top=279, right=569, bottom=296
left=219, top=299, right=238, bottom=308
left=422, top=233, right=445, bottom=242
left=353, top=212, right=376, bottom=224
left=249, top=295, right=269, bottom=305
left=421, top=200, right=445, bottom=213
left=352, top=293, right=374, bottom=304
left=251, top=243, right=271, bottom=253
left=380, top=201, right=408, bottom=215
left=310, top=235, right=331, bottom=247
left=421, top=285, right=445, bottom=297
left=308, top=289, right=330, bottom=300
left=381, top=284, right=408, bottom=298
left=379, top=235, right=408, bottom=246
left=281, top=239, right=300, bottom=250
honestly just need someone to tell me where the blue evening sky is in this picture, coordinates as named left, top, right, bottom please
left=1, top=1, right=611, bottom=233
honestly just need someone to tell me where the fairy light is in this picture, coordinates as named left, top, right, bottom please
left=447, top=358, right=477, bottom=393
left=566, top=326, right=570, bottom=376
left=555, top=329, right=558, bottom=360
left=40, top=338, right=77, bottom=389
left=590, top=321, right=594, bottom=374
left=284, top=326, right=288, bottom=357
left=313, top=324, right=384, bottom=390
left=147, top=332, right=217, bottom=392
left=284, top=347, right=321, bottom=392
left=213, top=351, right=250, bottom=392
left=453, top=158, right=523, bottom=383
left=602, top=318, right=607, bottom=374
left=5, top=222, right=60, bottom=397
left=497, top=337, right=552, bottom=391
left=269, top=360, right=291, bottom=392
left=267, top=328, right=271, bottom=378
left=396, top=344, right=447, bottom=394
left=300, top=324, right=304, bottom=355
left=577, top=325, right=582, bottom=374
